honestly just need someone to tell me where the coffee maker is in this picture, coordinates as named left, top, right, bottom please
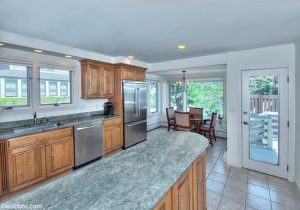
left=104, top=102, right=114, bottom=116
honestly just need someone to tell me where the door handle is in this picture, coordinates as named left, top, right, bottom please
left=243, top=111, right=248, bottom=115
left=243, top=121, right=249, bottom=125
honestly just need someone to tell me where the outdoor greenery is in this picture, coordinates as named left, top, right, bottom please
left=0, top=96, right=70, bottom=107
left=149, top=81, right=158, bottom=112
left=249, top=76, right=278, bottom=95
left=169, top=82, right=183, bottom=111
left=187, top=81, right=224, bottom=119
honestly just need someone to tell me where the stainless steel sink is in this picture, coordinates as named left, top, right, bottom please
left=13, top=123, right=59, bottom=134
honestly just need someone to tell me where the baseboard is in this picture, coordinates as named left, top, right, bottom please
left=227, top=159, right=242, bottom=168
left=295, top=177, right=300, bottom=193
left=147, top=122, right=161, bottom=131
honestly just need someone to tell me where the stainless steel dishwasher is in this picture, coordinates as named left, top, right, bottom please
left=74, top=123, right=103, bottom=168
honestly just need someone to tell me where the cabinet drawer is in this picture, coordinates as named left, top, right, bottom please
left=103, top=117, right=123, bottom=127
left=8, top=128, right=73, bottom=149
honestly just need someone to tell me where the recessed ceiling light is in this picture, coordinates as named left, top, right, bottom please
left=65, top=55, right=72, bottom=58
left=33, top=49, right=43, bottom=53
left=0, top=43, right=4, bottom=46
left=177, top=45, right=186, bottom=49
left=128, top=56, right=134, bottom=59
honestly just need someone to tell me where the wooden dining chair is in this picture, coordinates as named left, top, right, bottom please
left=199, top=112, right=217, bottom=145
left=189, top=107, right=203, bottom=132
left=174, top=111, right=191, bottom=132
left=166, top=107, right=175, bottom=131
left=189, top=107, right=203, bottom=120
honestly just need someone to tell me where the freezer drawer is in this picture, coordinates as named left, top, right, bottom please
left=124, top=120, right=147, bottom=148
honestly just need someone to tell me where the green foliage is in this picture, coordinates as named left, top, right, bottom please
left=187, top=81, right=224, bottom=119
left=249, top=76, right=278, bottom=95
left=149, top=81, right=158, bottom=112
left=0, top=96, right=70, bottom=107
left=169, top=83, right=183, bottom=111
left=0, top=98, right=28, bottom=106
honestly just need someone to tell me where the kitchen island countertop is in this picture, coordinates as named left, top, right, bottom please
left=2, top=131, right=209, bottom=210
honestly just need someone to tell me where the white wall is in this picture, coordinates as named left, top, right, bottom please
left=0, top=48, right=107, bottom=123
left=294, top=40, right=300, bottom=188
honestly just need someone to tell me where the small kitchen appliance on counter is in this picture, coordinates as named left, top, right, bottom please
left=104, top=102, right=114, bottom=116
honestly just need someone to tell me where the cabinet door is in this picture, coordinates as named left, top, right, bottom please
left=137, top=70, right=145, bottom=81
left=112, top=124, right=123, bottom=149
left=193, top=153, right=206, bottom=210
left=8, top=144, right=46, bottom=192
left=173, top=167, right=193, bottom=210
left=154, top=190, right=172, bottom=210
left=45, top=136, right=74, bottom=177
left=122, top=69, right=137, bottom=80
left=102, top=66, right=115, bottom=98
left=103, top=126, right=114, bottom=154
left=87, top=64, right=101, bottom=98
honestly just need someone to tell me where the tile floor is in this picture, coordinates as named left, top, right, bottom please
left=148, top=127, right=300, bottom=210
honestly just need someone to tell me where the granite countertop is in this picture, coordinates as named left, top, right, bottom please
left=0, top=114, right=121, bottom=140
left=2, top=131, right=209, bottom=210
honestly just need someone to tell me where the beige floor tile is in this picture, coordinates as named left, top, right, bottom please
left=248, top=170, right=268, bottom=180
left=246, top=194, right=271, bottom=210
left=271, top=201, right=299, bottom=210
left=245, top=206, right=258, bottom=210
left=268, top=175, right=291, bottom=185
left=218, top=196, right=245, bottom=210
left=212, top=165, right=230, bottom=176
left=229, top=169, right=248, bottom=182
left=206, top=204, right=218, bottom=210
left=269, top=190, right=299, bottom=209
left=247, top=183, right=270, bottom=200
left=207, top=178, right=225, bottom=195
left=223, top=185, right=247, bottom=204
left=230, top=166, right=248, bottom=174
left=268, top=180, right=297, bottom=197
left=226, top=177, right=248, bottom=192
left=247, top=174, right=269, bottom=188
left=206, top=189, right=222, bottom=208
left=208, top=171, right=228, bottom=184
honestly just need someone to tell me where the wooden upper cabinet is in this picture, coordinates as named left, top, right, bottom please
left=81, top=60, right=115, bottom=99
left=121, top=66, right=146, bottom=81
left=102, top=66, right=115, bottom=97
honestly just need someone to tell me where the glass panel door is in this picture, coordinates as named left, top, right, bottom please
left=242, top=68, right=288, bottom=178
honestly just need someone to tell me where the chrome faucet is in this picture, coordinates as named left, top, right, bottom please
left=33, top=112, right=37, bottom=125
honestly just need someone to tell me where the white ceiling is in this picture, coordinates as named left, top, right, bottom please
left=1, top=0, right=300, bottom=63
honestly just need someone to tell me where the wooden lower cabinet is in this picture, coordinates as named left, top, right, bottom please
left=6, top=128, right=74, bottom=193
left=103, top=118, right=123, bottom=155
left=154, top=190, right=172, bottom=210
left=8, top=144, right=46, bottom=192
left=45, top=136, right=74, bottom=177
left=154, top=152, right=206, bottom=210
left=173, top=167, right=193, bottom=210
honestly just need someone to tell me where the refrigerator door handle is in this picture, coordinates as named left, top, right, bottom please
left=134, top=88, right=137, bottom=116
left=137, top=88, right=140, bottom=117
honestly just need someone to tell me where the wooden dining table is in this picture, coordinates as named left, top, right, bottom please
left=190, top=118, right=203, bottom=133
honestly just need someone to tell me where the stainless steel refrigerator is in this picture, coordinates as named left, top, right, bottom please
left=123, top=80, right=147, bottom=148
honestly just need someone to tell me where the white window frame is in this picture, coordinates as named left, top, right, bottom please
left=0, top=60, right=33, bottom=111
left=147, top=78, right=161, bottom=115
left=37, top=64, right=75, bottom=110
left=148, top=79, right=159, bottom=113
left=167, top=76, right=227, bottom=119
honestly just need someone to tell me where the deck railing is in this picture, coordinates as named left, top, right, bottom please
left=250, top=95, right=279, bottom=114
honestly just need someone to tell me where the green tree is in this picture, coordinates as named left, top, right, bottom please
left=187, top=81, right=224, bottom=119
